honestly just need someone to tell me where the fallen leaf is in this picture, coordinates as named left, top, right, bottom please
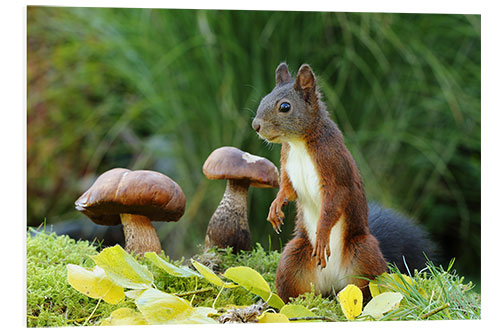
left=145, top=252, right=201, bottom=278
left=191, top=259, right=237, bottom=288
left=67, top=264, right=124, bottom=304
left=362, top=292, right=403, bottom=319
left=135, top=288, right=217, bottom=324
left=280, top=304, right=316, bottom=322
left=223, top=266, right=284, bottom=309
left=337, top=284, right=363, bottom=320
left=257, top=312, right=290, bottom=323
left=100, top=308, right=147, bottom=325
left=91, top=245, right=153, bottom=289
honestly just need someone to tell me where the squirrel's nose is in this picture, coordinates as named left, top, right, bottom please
left=252, top=118, right=262, bottom=132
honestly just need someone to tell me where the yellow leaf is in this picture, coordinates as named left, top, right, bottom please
left=280, top=304, right=316, bottom=322
left=91, top=245, right=153, bottom=289
left=223, top=266, right=271, bottom=293
left=67, top=264, right=124, bottom=304
left=100, top=308, right=147, bottom=325
left=191, top=259, right=237, bottom=288
left=257, top=312, right=290, bottom=323
left=223, top=267, right=284, bottom=309
left=145, top=252, right=201, bottom=278
left=337, top=284, right=363, bottom=320
left=369, top=273, right=414, bottom=297
left=391, top=273, right=414, bottom=288
left=369, top=280, right=385, bottom=298
left=125, top=289, right=146, bottom=299
left=170, top=307, right=218, bottom=324
left=362, top=292, right=403, bottom=319
left=135, top=288, right=217, bottom=325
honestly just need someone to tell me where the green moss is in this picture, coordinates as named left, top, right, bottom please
left=26, top=229, right=135, bottom=327
left=27, top=230, right=480, bottom=327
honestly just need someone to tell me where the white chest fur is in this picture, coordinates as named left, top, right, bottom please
left=285, top=140, right=351, bottom=294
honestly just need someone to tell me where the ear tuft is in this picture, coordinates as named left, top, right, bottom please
left=275, top=62, right=292, bottom=86
left=294, top=64, right=317, bottom=103
left=294, top=64, right=316, bottom=91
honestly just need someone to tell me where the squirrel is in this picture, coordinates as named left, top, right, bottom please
left=252, top=63, right=437, bottom=302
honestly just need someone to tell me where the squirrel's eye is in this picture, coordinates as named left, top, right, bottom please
left=279, top=102, right=291, bottom=113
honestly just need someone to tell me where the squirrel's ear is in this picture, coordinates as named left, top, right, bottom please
left=294, top=64, right=317, bottom=103
left=275, top=62, right=292, bottom=86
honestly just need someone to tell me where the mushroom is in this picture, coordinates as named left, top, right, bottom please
left=75, top=168, right=186, bottom=256
left=202, top=146, right=279, bottom=252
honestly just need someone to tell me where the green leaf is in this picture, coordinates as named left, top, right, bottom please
left=223, top=266, right=284, bottom=309
left=91, top=245, right=153, bottom=289
left=145, top=252, right=201, bottom=278
left=362, top=292, right=403, bottom=319
left=67, top=264, right=124, bottom=304
left=337, top=284, right=363, bottom=320
left=135, top=288, right=217, bottom=324
left=280, top=304, right=316, bottom=321
left=223, top=266, right=271, bottom=293
left=100, top=308, right=147, bottom=325
left=191, top=259, right=237, bottom=288
left=266, top=293, right=286, bottom=310
left=257, top=312, right=290, bottom=323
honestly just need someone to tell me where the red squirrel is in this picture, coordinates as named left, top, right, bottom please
left=252, top=63, right=437, bottom=302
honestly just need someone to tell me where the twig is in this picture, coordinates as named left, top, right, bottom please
left=174, top=287, right=214, bottom=297
left=421, top=303, right=450, bottom=319
left=288, top=316, right=336, bottom=322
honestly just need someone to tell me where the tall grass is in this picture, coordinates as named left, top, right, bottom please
left=27, top=8, right=480, bottom=282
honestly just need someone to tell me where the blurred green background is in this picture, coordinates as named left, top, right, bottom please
left=27, top=7, right=480, bottom=285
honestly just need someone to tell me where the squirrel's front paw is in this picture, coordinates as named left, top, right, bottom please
left=312, top=236, right=331, bottom=268
left=267, top=197, right=287, bottom=234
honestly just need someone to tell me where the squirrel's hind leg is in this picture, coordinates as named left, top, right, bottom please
left=276, top=232, right=316, bottom=303
left=345, top=233, right=388, bottom=301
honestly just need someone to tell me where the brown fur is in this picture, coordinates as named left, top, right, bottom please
left=275, top=222, right=316, bottom=303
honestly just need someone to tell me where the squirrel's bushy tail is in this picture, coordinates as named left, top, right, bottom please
left=368, top=202, right=440, bottom=273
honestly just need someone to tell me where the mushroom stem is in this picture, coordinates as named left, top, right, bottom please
left=120, top=213, right=162, bottom=255
left=205, top=179, right=251, bottom=251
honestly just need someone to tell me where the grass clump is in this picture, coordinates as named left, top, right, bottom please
left=380, top=261, right=480, bottom=320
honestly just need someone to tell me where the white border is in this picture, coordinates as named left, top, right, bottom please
left=3, top=0, right=498, bottom=332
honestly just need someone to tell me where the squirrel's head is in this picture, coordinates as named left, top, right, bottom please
left=252, top=63, right=323, bottom=143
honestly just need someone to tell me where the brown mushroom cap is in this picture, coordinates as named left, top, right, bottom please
left=75, top=168, right=186, bottom=226
left=202, top=146, right=279, bottom=188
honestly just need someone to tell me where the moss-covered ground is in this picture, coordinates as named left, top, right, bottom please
left=27, top=229, right=480, bottom=327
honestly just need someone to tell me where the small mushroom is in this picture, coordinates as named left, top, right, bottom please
left=75, top=168, right=186, bottom=256
left=203, top=146, right=279, bottom=252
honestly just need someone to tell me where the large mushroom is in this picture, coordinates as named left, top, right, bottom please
left=75, top=168, right=186, bottom=256
left=203, top=147, right=279, bottom=252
